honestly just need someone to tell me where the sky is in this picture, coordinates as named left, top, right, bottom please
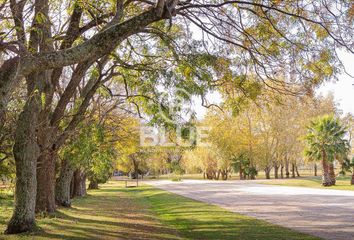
left=193, top=50, right=354, bottom=119
left=318, top=50, right=354, bottom=116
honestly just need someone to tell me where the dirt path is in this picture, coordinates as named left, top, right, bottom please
left=146, top=180, right=354, bottom=240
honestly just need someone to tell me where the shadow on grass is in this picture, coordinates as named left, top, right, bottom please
left=0, top=185, right=181, bottom=240
left=1, top=182, right=322, bottom=240
left=125, top=186, right=320, bottom=240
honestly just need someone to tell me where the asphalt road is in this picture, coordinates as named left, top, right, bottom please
left=146, top=179, right=354, bottom=240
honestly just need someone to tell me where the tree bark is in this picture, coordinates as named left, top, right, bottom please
left=72, top=169, right=86, bottom=197
left=328, top=162, right=336, bottom=186
left=239, top=165, right=244, bottom=180
left=5, top=92, right=40, bottom=234
left=295, top=165, right=300, bottom=177
left=351, top=171, right=354, bottom=185
left=322, top=159, right=331, bottom=186
left=285, top=161, right=290, bottom=178
left=55, top=159, right=75, bottom=207
left=264, top=167, right=271, bottom=179
left=215, top=170, right=220, bottom=180
left=70, top=175, right=75, bottom=198
left=314, top=163, right=317, bottom=176
left=291, top=163, right=295, bottom=178
left=280, top=163, right=284, bottom=178
left=221, top=170, right=228, bottom=180
left=0, top=8, right=165, bottom=114
left=36, top=150, right=56, bottom=213
left=274, top=163, right=279, bottom=179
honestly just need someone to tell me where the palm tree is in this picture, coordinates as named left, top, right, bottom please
left=304, top=115, right=350, bottom=186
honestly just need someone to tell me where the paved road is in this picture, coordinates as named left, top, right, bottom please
left=146, top=180, right=354, bottom=240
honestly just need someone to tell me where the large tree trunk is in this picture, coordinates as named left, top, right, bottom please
left=328, top=162, right=336, bottom=186
left=314, top=163, right=317, bottom=176
left=322, top=159, right=331, bottom=186
left=351, top=171, right=354, bottom=185
left=55, top=159, right=75, bottom=207
left=36, top=151, right=56, bottom=213
left=5, top=93, right=41, bottom=234
left=72, top=169, right=86, bottom=197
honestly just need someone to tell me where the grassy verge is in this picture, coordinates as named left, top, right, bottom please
left=126, top=185, right=320, bottom=240
left=258, top=176, right=354, bottom=191
left=1, top=181, right=320, bottom=240
left=0, top=182, right=180, bottom=240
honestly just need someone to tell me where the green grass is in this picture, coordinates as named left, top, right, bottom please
left=126, top=185, right=320, bottom=240
left=0, top=182, right=180, bottom=240
left=259, top=176, right=354, bottom=191
left=0, top=181, right=320, bottom=240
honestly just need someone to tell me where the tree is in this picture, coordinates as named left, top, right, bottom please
left=304, top=115, right=350, bottom=186
left=231, top=153, right=257, bottom=180
left=342, top=114, right=354, bottom=184
left=351, top=157, right=354, bottom=185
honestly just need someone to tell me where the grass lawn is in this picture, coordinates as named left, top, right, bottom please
left=259, top=176, right=354, bottom=191
left=0, top=181, right=320, bottom=240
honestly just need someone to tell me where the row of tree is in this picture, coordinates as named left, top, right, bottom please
left=182, top=93, right=354, bottom=184
left=116, top=93, right=354, bottom=187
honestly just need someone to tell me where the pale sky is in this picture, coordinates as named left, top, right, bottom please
left=318, top=50, right=354, bottom=116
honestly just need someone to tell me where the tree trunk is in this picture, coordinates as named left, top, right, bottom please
left=351, top=171, right=354, bottom=185
left=221, top=170, right=228, bottom=180
left=274, top=163, right=279, bottom=179
left=88, top=180, right=99, bottom=189
left=250, top=165, right=256, bottom=180
left=36, top=151, right=56, bottom=213
left=295, top=165, right=300, bottom=177
left=285, top=161, right=290, bottom=178
left=280, top=163, right=284, bottom=178
left=215, top=170, right=220, bottom=180
left=5, top=93, right=40, bottom=234
left=206, top=170, right=213, bottom=180
left=322, top=159, right=331, bottom=186
left=239, top=165, right=244, bottom=180
left=329, top=162, right=336, bottom=186
left=265, top=168, right=271, bottom=179
left=291, top=163, right=295, bottom=178
left=72, top=169, right=86, bottom=197
left=55, top=159, right=75, bottom=207
left=70, top=174, right=75, bottom=198
left=314, top=163, right=317, bottom=176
